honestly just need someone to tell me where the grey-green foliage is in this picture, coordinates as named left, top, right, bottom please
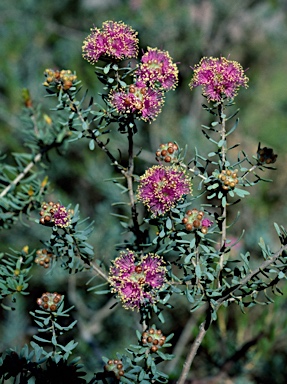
left=1, top=20, right=287, bottom=383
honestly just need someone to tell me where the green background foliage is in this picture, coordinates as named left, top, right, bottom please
left=1, top=0, right=287, bottom=382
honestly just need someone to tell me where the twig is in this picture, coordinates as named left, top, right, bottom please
left=0, top=152, right=42, bottom=198
left=177, top=321, right=208, bottom=384
left=217, top=243, right=287, bottom=305
left=166, top=314, right=196, bottom=374
left=90, top=261, right=109, bottom=282
left=218, top=103, right=227, bottom=271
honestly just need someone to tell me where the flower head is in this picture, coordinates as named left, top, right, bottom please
left=36, top=292, right=62, bottom=312
left=39, top=201, right=72, bottom=228
left=257, top=143, right=277, bottom=165
left=189, top=56, right=248, bottom=101
left=182, top=208, right=213, bottom=234
left=109, top=81, right=164, bottom=122
left=109, top=250, right=166, bottom=310
left=82, top=21, right=139, bottom=64
left=137, top=165, right=192, bottom=217
left=135, top=47, right=178, bottom=91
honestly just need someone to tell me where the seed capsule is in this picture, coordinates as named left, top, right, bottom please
left=186, top=224, right=193, bottom=231
left=161, top=150, right=167, bottom=156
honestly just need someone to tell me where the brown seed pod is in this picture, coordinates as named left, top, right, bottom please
left=161, top=150, right=167, bottom=156
left=201, top=227, right=208, bottom=234
left=117, top=364, right=123, bottom=370
left=44, top=215, right=51, bottom=222
left=156, top=329, right=162, bottom=335
left=167, top=147, right=174, bottom=154
left=142, top=338, right=147, bottom=344
left=40, top=218, right=45, bottom=224
left=149, top=328, right=155, bottom=334
left=118, top=370, right=125, bottom=376
left=193, top=220, right=201, bottom=228
left=142, top=332, right=148, bottom=338
left=151, top=346, right=158, bottom=352
left=129, top=85, right=136, bottom=93
left=135, top=266, right=142, bottom=273
left=164, top=156, right=171, bottom=162
left=147, top=336, right=153, bottom=343
left=186, top=210, right=192, bottom=216
left=186, top=223, right=193, bottom=231
left=50, top=304, right=57, bottom=312
left=182, top=217, right=188, bottom=224
left=153, top=339, right=159, bottom=345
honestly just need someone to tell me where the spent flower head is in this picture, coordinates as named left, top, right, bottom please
left=82, top=20, right=139, bottom=64
left=135, top=47, right=179, bottom=91
left=109, top=81, right=164, bottom=122
left=109, top=250, right=166, bottom=310
left=137, top=165, right=192, bottom=217
left=189, top=56, right=248, bottom=101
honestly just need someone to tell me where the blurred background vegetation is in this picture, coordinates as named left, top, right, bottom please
left=1, top=0, right=287, bottom=382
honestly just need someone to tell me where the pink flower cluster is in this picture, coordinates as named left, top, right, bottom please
left=82, top=21, right=139, bottom=63
left=189, top=56, right=249, bottom=102
left=110, top=47, right=178, bottom=122
left=109, top=81, right=164, bottom=122
left=137, top=165, right=192, bottom=217
left=109, top=250, right=166, bottom=310
left=135, top=47, right=179, bottom=91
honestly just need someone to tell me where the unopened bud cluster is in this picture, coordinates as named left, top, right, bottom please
left=37, top=292, right=62, bottom=312
left=141, top=327, right=166, bottom=353
left=34, top=249, right=53, bottom=268
left=156, top=142, right=179, bottom=163
left=182, top=208, right=213, bottom=234
left=43, top=69, right=77, bottom=91
left=104, top=359, right=124, bottom=379
left=39, top=201, right=72, bottom=227
left=218, top=169, right=239, bottom=190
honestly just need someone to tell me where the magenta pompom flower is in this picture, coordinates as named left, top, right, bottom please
left=135, top=47, right=179, bottom=91
left=109, top=81, right=164, bottom=122
left=109, top=250, right=167, bottom=310
left=39, top=202, right=72, bottom=228
left=189, top=56, right=249, bottom=101
left=137, top=165, right=192, bottom=217
left=82, top=21, right=139, bottom=63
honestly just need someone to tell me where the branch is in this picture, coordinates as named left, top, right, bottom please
left=0, top=152, right=42, bottom=198
left=217, top=243, right=287, bottom=306
left=177, top=321, right=208, bottom=384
